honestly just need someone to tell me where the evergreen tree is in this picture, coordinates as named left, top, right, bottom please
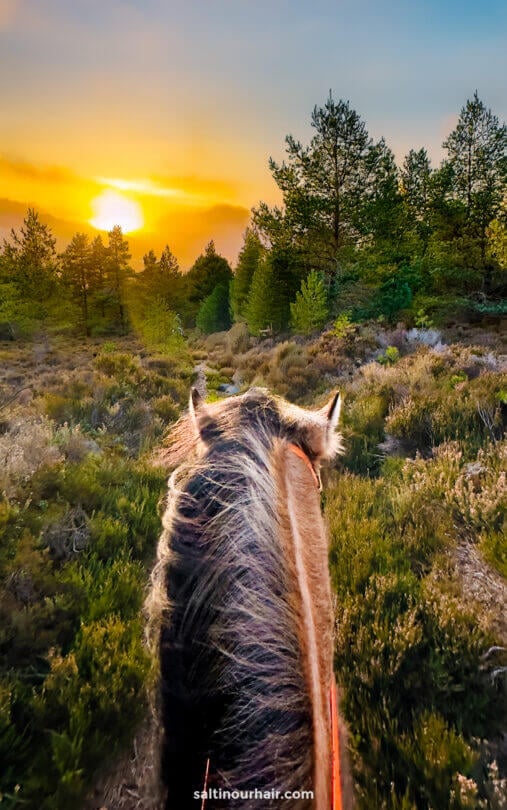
left=90, top=234, right=109, bottom=321
left=442, top=92, right=507, bottom=291
left=3, top=208, right=57, bottom=299
left=253, top=94, right=395, bottom=274
left=290, top=270, right=329, bottom=334
left=60, top=233, right=97, bottom=336
left=185, top=241, right=233, bottom=322
left=230, top=229, right=263, bottom=320
left=359, top=137, right=403, bottom=250
left=196, top=284, right=231, bottom=334
left=139, top=245, right=184, bottom=314
left=159, top=245, right=180, bottom=277
left=106, top=226, right=132, bottom=332
left=245, top=256, right=286, bottom=335
left=487, top=218, right=507, bottom=271
left=142, top=249, right=158, bottom=273
left=137, top=296, right=183, bottom=351
left=401, top=149, right=432, bottom=223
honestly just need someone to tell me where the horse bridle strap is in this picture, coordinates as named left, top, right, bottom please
left=287, top=442, right=321, bottom=490
left=330, top=679, right=343, bottom=810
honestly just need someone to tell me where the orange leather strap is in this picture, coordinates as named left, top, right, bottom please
left=287, top=442, right=321, bottom=490
left=330, top=679, right=343, bottom=810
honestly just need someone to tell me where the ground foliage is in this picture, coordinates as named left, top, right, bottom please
left=198, top=320, right=507, bottom=810
left=0, top=337, right=194, bottom=809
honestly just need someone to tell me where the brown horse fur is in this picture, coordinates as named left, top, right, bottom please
left=145, top=387, right=352, bottom=809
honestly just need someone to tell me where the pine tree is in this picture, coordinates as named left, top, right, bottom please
left=60, top=233, right=97, bottom=335
left=359, top=137, right=403, bottom=249
left=245, top=256, right=287, bottom=335
left=90, top=234, right=109, bottom=321
left=230, top=229, right=263, bottom=320
left=290, top=270, right=329, bottom=334
left=106, top=226, right=132, bottom=332
left=142, top=249, right=158, bottom=273
left=185, top=240, right=233, bottom=322
left=253, top=94, right=395, bottom=274
left=3, top=208, right=57, bottom=298
left=442, top=92, right=507, bottom=291
left=139, top=245, right=184, bottom=314
left=401, top=149, right=432, bottom=223
left=443, top=92, right=507, bottom=218
left=196, top=284, right=231, bottom=334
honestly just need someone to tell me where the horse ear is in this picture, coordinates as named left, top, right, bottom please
left=189, top=387, right=206, bottom=438
left=318, top=391, right=343, bottom=459
left=321, top=390, right=341, bottom=430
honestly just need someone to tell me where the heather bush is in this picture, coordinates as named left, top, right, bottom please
left=94, top=351, right=140, bottom=381
left=225, top=321, right=251, bottom=354
left=28, top=617, right=149, bottom=809
left=152, top=394, right=180, bottom=424
left=327, top=459, right=503, bottom=809
left=0, top=417, right=62, bottom=498
left=0, top=334, right=180, bottom=808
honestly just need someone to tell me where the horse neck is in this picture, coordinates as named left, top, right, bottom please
left=273, top=441, right=334, bottom=810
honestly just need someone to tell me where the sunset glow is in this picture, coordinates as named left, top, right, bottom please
left=1, top=1, right=505, bottom=269
left=90, top=190, right=143, bottom=234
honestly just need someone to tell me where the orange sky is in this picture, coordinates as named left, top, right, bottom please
left=1, top=1, right=506, bottom=269
left=0, top=153, right=262, bottom=269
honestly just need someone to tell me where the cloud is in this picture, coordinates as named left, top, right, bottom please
left=97, top=174, right=241, bottom=206
left=0, top=155, right=80, bottom=185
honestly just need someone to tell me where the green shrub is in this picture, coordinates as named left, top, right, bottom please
left=327, top=451, right=503, bottom=809
left=152, top=394, right=180, bottom=423
left=379, top=345, right=400, bottom=366
left=29, top=617, right=149, bottom=809
left=342, top=391, right=391, bottom=475
left=94, top=352, right=140, bottom=381
left=332, top=312, right=354, bottom=339
left=479, top=530, right=507, bottom=578
left=196, top=284, right=231, bottom=334
left=89, top=514, right=130, bottom=560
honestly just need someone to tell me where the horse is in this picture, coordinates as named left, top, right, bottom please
left=145, top=386, right=352, bottom=809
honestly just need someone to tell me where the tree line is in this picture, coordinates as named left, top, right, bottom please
left=1, top=91, right=506, bottom=342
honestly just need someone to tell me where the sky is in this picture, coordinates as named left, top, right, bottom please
left=1, top=0, right=506, bottom=268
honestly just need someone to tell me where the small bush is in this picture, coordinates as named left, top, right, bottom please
left=379, top=345, right=400, bottom=366
left=332, top=312, right=354, bottom=339
left=152, top=394, right=180, bottom=423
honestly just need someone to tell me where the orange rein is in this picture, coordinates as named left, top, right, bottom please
left=287, top=442, right=321, bottom=490
left=330, top=679, right=343, bottom=810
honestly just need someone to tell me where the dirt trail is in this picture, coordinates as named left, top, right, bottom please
left=453, top=540, right=507, bottom=642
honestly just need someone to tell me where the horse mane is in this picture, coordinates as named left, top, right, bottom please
left=145, top=387, right=344, bottom=808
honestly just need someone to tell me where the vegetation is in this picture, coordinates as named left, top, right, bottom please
left=196, top=323, right=507, bottom=810
left=290, top=270, right=329, bottom=334
left=0, top=338, right=193, bottom=808
left=0, top=89, right=506, bottom=808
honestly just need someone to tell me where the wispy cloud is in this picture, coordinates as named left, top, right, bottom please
left=96, top=174, right=241, bottom=206
left=96, top=177, right=182, bottom=199
left=0, top=154, right=80, bottom=184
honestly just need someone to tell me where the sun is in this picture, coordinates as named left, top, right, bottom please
left=90, top=190, right=143, bottom=233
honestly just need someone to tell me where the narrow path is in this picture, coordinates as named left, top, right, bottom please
left=193, top=361, right=208, bottom=398
left=453, top=540, right=507, bottom=642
